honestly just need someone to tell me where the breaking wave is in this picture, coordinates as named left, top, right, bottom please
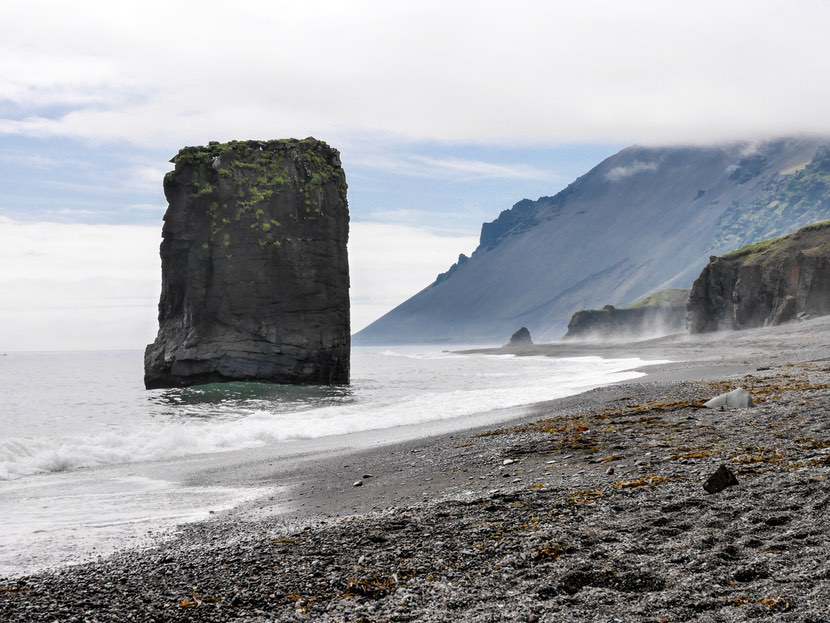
left=0, top=353, right=657, bottom=480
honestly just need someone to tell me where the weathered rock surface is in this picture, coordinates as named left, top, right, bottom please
left=508, top=327, right=533, bottom=345
left=144, top=138, right=350, bottom=389
left=688, top=221, right=830, bottom=333
left=564, top=290, right=688, bottom=340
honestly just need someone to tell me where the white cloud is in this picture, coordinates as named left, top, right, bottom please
left=128, top=203, right=165, bottom=212
left=353, top=154, right=553, bottom=180
left=0, top=217, right=475, bottom=350
left=0, top=152, right=58, bottom=168
left=605, top=160, right=659, bottom=181
left=0, top=217, right=162, bottom=350
left=349, top=222, right=477, bottom=330
left=125, top=165, right=169, bottom=191
left=1, top=1, right=830, bottom=148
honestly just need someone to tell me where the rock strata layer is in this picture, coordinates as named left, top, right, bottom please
left=688, top=221, right=830, bottom=333
left=144, top=138, right=350, bottom=389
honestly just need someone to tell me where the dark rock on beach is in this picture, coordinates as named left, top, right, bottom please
left=144, top=138, right=350, bottom=389
left=508, top=327, right=533, bottom=345
left=703, top=465, right=739, bottom=494
left=688, top=220, right=830, bottom=333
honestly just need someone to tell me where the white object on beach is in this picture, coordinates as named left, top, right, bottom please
left=704, top=388, right=754, bottom=410
left=502, top=459, right=516, bottom=466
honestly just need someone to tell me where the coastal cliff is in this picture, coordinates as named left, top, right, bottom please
left=144, top=138, right=350, bottom=389
left=564, top=290, right=688, bottom=340
left=688, top=221, right=830, bottom=333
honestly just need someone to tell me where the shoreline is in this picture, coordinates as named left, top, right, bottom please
left=3, top=317, right=830, bottom=621
left=0, top=350, right=658, bottom=577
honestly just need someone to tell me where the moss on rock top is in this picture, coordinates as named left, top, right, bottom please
left=629, top=289, right=689, bottom=309
left=720, top=219, right=830, bottom=263
left=163, top=137, right=347, bottom=251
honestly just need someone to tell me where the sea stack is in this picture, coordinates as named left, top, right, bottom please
left=144, top=138, right=350, bottom=389
left=508, top=327, right=533, bottom=346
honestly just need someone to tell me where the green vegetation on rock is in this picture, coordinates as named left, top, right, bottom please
left=629, top=289, right=689, bottom=308
left=166, top=138, right=347, bottom=251
left=712, top=148, right=830, bottom=254
left=720, top=219, right=830, bottom=262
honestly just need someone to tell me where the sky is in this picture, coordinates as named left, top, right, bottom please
left=2, top=0, right=830, bottom=349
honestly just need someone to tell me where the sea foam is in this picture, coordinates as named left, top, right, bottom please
left=0, top=353, right=657, bottom=480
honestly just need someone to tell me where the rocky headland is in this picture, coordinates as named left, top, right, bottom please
left=688, top=221, right=830, bottom=333
left=564, top=289, right=688, bottom=340
left=144, top=138, right=350, bottom=389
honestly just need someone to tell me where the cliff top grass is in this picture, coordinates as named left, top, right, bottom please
left=170, top=137, right=340, bottom=166
left=720, top=219, right=830, bottom=262
left=629, top=289, right=689, bottom=309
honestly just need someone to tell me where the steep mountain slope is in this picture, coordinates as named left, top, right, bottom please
left=355, top=138, right=830, bottom=344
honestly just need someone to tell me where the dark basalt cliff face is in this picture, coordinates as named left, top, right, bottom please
left=688, top=222, right=830, bottom=333
left=565, top=301, right=687, bottom=340
left=144, top=138, right=350, bottom=389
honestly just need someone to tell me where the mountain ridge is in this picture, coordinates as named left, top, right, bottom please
left=355, top=137, right=830, bottom=345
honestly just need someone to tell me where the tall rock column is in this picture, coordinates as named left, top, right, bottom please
left=144, top=138, right=350, bottom=389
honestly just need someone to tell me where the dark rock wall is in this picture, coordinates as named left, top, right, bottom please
left=688, top=222, right=830, bottom=333
left=144, top=138, right=350, bottom=388
left=565, top=305, right=687, bottom=340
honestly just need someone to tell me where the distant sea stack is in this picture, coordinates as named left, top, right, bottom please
left=688, top=221, right=830, bottom=333
left=564, top=289, right=688, bottom=340
left=144, top=138, right=350, bottom=389
left=507, top=327, right=533, bottom=346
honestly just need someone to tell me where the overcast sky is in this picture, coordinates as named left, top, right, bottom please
left=2, top=0, right=830, bottom=349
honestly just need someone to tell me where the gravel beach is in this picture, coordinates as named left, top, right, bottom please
left=3, top=318, right=830, bottom=622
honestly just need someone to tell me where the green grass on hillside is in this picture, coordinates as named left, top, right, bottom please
left=721, top=219, right=830, bottom=261
left=629, top=289, right=689, bottom=308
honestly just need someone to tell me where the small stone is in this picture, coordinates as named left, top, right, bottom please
left=503, top=459, right=516, bottom=466
left=353, top=480, right=363, bottom=487
left=703, top=465, right=739, bottom=494
left=362, top=474, right=373, bottom=479
left=606, top=466, right=615, bottom=475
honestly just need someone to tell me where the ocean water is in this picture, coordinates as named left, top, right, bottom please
left=0, top=347, right=659, bottom=576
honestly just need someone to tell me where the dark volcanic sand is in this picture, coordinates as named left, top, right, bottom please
left=3, top=318, right=830, bottom=622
